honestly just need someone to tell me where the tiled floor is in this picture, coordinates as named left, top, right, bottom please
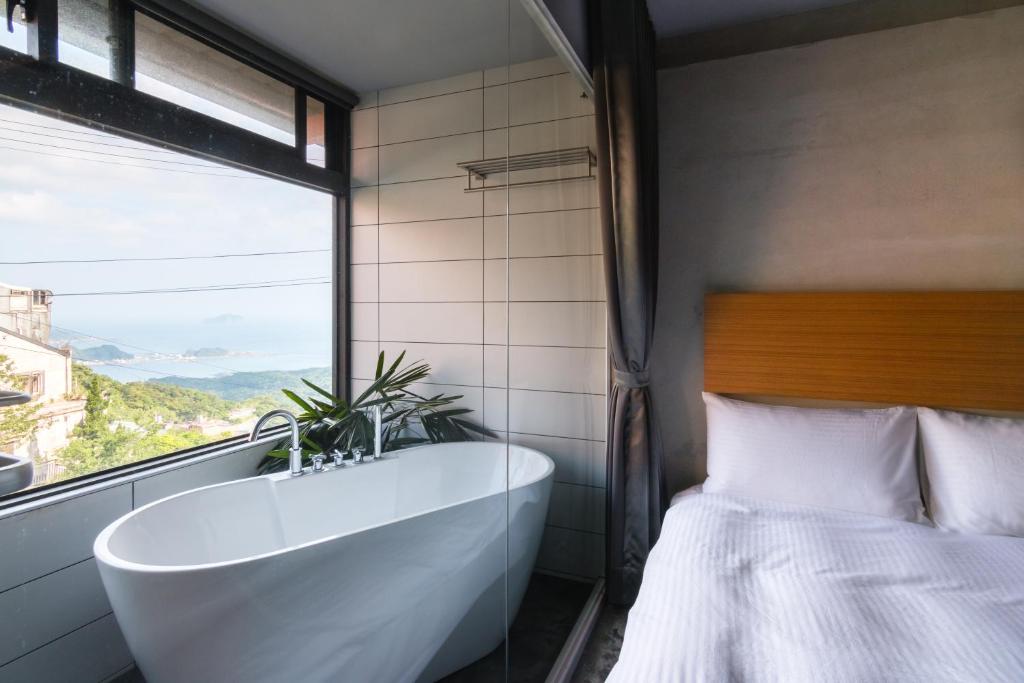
left=570, top=604, right=629, bottom=683
left=112, top=573, right=593, bottom=683
left=441, top=573, right=593, bottom=682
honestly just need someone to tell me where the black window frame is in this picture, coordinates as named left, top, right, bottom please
left=0, top=0, right=353, bottom=506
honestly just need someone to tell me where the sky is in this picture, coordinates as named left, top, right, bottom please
left=0, top=25, right=334, bottom=360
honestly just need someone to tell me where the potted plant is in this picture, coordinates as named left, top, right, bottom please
left=258, top=351, right=493, bottom=474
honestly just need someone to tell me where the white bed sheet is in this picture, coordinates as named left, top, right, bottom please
left=609, top=488, right=1024, bottom=683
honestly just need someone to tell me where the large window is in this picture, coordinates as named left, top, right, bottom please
left=0, top=103, right=333, bottom=488
left=0, top=1, right=352, bottom=495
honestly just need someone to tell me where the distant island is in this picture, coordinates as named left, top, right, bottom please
left=149, top=366, right=332, bottom=401
left=203, top=313, right=244, bottom=325
left=185, top=347, right=230, bottom=358
left=73, top=344, right=134, bottom=361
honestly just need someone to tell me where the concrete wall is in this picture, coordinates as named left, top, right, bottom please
left=654, top=6, right=1024, bottom=492
left=0, top=331, right=70, bottom=401
left=0, top=330, right=85, bottom=464
left=350, top=56, right=607, bottom=580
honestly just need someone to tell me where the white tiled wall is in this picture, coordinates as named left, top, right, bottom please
left=351, top=56, right=606, bottom=581
left=0, top=441, right=272, bottom=681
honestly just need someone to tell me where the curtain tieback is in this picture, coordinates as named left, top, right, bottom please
left=612, top=368, right=649, bottom=389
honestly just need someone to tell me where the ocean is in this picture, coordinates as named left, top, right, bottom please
left=55, top=317, right=332, bottom=383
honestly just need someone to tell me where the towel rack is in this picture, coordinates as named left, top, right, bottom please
left=456, top=146, right=596, bottom=192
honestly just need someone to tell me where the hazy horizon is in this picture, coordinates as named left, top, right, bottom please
left=0, top=38, right=334, bottom=383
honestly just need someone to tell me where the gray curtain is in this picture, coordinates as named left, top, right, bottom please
left=592, top=0, right=664, bottom=606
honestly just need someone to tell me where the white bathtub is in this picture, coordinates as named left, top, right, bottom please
left=94, top=442, right=554, bottom=683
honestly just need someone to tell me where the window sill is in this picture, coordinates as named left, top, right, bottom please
left=0, top=427, right=286, bottom=517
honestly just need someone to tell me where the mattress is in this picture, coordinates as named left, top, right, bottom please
left=608, top=489, right=1024, bottom=683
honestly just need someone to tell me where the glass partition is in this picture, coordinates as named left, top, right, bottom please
left=345, top=2, right=602, bottom=678
left=503, top=3, right=606, bottom=678
left=345, top=2, right=513, bottom=679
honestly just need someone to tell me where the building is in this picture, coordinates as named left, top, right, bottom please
left=0, top=281, right=53, bottom=342
left=0, top=281, right=86, bottom=479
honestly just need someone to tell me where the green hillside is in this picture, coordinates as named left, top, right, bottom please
left=55, top=365, right=301, bottom=481
left=148, top=366, right=332, bottom=401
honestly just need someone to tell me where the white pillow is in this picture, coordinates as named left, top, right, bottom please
left=702, top=393, right=924, bottom=522
left=919, top=407, right=1024, bottom=536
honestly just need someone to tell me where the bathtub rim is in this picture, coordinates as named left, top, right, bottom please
left=94, top=441, right=554, bottom=574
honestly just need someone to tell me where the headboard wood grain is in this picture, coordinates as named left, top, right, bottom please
left=704, top=292, right=1024, bottom=411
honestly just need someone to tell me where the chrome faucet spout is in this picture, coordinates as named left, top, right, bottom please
left=373, top=405, right=382, bottom=460
left=354, top=405, right=383, bottom=462
left=250, top=409, right=303, bottom=476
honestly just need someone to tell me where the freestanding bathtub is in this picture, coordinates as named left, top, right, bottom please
left=94, top=442, right=554, bottom=683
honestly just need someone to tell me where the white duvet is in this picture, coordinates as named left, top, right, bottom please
left=609, top=489, right=1024, bottom=683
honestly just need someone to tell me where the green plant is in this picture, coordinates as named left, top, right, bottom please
left=257, top=351, right=494, bottom=474
left=0, top=354, right=40, bottom=448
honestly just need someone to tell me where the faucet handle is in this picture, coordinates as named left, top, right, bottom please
left=330, top=449, right=346, bottom=468
left=311, top=454, right=326, bottom=472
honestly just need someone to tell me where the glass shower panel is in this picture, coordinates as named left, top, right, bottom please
left=346, top=1, right=511, bottom=679
left=505, top=3, right=607, bottom=679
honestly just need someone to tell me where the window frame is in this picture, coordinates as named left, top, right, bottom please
left=0, top=0, right=353, bottom=503
left=15, top=372, right=44, bottom=398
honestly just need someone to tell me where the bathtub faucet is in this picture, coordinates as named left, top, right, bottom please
left=372, top=405, right=382, bottom=460
left=250, top=410, right=304, bottom=477
left=355, top=405, right=383, bottom=462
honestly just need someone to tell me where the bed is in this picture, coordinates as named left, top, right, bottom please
left=610, top=488, right=1024, bottom=682
left=609, top=292, right=1024, bottom=683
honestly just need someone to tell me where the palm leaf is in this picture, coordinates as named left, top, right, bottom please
left=281, top=389, right=316, bottom=415
left=258, top=349, right=491, bottom=474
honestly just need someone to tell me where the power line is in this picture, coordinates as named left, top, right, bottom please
left=0, top=249, right=330, bottom=265
left=0, top=123, right=204, bottom=157
left=0, top=133, right=239, bottom=169
left=0, top=116, right=171, bottom=147
left=0, top=143, right=258, bottom=179
left=0, top=277, right=331, bottom=298
left=49, top=281, right=330, bottom=297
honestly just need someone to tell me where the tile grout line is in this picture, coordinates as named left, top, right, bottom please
left=357, top=253, right=604, bottom=266
left=481, top=69, right=487, bottom=435
left=349, top=378, right=607, bottom=397
left=552, top=479, right=606, bottom=490
left=551, top=481, right=608, bottom=491
left=376, top=92, right=381, bottom=359
left=353, top=205, right=601, bottom=228
left=353, top=301, right=608, bottom=305
left=367, top=69, right=571, bottom=110
left=351, top=340, right=607, bottom=351
left=0, top=556, right=93, bottom=597
left=0, top=611, right=114, bottom=669
left=500, top=430, right=607, bottom=444
left=360, top=206, right=598, bottom=229
left=544, top=523, right=606, bottom=538
left=353, top=113, right=594, bottom=151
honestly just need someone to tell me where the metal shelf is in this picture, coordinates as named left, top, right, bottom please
left=457, top=146, right=596, bottom=192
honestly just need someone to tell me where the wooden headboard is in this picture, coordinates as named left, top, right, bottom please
left=704, top=292, right=1024, bottom=411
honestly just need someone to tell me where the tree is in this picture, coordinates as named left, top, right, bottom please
left=0, top=354, right=40, bottom=449
left=56, top=364, right=242, bottom=481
